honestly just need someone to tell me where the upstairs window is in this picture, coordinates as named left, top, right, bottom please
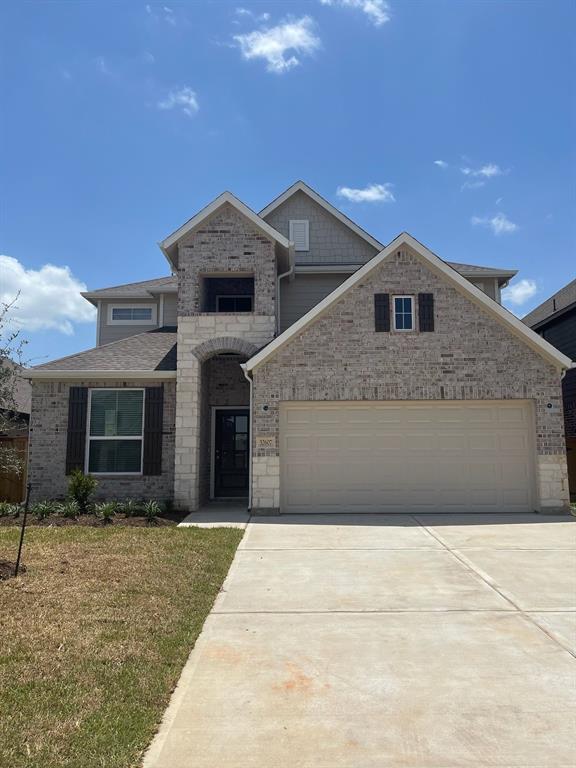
left=216, top=295, right=253, bottom=312
left=87, top=389, right=144, bottom=474
left=289, top=220, right=309, bottom=251
left=108, top=304, right=157, bottom=325
left=393, top=296, right=414, bottom=331
left=201, top=276, right=254, bottom=312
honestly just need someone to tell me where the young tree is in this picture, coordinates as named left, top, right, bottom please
left=0, top=296, right=29, bottom=475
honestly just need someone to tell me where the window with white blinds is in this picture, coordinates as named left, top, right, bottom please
left=87, top=389, right=144, bottom=474
left=289, top=220, right=310, bottom=251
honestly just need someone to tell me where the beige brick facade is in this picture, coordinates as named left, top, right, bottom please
left=250, top=247, right=570, bottom=514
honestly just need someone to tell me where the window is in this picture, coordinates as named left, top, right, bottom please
left=108, top=304, right=157, bottom=325
left=289, top=220, right=309, bottom=251
left=215, top=295, right=253, bottom=313
left=87, top=389, right=144, bottom=474
left=393, top=296, right=414, bottom=331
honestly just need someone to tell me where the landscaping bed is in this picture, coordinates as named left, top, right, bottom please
left=0, top=524, right=243, bottom=768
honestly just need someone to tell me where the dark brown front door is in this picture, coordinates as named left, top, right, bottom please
left=214, top=409, right=249, bottom=497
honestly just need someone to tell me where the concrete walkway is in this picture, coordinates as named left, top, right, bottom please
left=144, top=513, right=576, bottom=767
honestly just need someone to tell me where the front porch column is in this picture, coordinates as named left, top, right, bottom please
left=174, top=354, right=201, bottom=511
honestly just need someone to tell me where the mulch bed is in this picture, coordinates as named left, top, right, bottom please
left=0, top=510, right=188, bottom=528
left=0, top=559, right=25, bottom=580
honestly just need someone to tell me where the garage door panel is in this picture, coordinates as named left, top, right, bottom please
left=280, top=401, right=535, bottom=514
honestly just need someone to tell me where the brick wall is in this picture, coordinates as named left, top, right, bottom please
left=28, top=380, right=176, bottom=502
left=251, top=246, right=569, bottom=512
left=177, top=203, right=276, bottom=317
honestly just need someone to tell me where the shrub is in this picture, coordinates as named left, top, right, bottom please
left=95, top=502, right=116, bottom=524
left=32, top=500, right=59, bottom=520
left=118, top=499, right=142, bottom=518
left=0, top=501, right=19, bottom=517
left=68, top=470, right=98, bottom=514
left=59, top=499, right=80, bottom=519
left=143, top=500, right=161, bottom=525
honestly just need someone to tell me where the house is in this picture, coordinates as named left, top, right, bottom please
left=27, top=181, right=572, bottom=514
left=523, top=279, right=576, bottom=501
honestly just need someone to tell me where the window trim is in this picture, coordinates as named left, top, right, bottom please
left=85, top=388, right=145, bottom=476
left=107, top=304, right=157, bottom=326
left=289, top=219, right=310, bottom=252
left=215, top=295, right=254, bottom=313
left=392, top=295, right=415, bottom=332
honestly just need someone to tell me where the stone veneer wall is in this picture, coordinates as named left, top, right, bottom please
left=174, top=315, right=274, bottom=511
left=28, top=380, right=176, bottom=501
left=251, top=247, right=570, bottom=513
left=177, top=203, right=276, bottom=317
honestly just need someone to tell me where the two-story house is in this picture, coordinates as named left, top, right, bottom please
left=524, top=279, right=576, bottom=501
left=27, top=181, right=572, bottom=514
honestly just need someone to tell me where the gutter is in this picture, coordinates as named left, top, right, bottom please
left=276, top=245, right=295, bottom=335
left=241, top=363, right=253, bottom=511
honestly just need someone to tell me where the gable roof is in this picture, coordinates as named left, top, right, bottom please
left=244, top=232, right=572, bottom=373
left=82, top=276, right=177, bottom=305
left=523, top=278, right=576, bottom=328
left=28, top=327, right=177, bottom=379
left=260, top=180, right=384, bottom=252
left=159, top=191, right=291, bottom=269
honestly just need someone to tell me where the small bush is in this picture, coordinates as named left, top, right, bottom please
left=68, top=470, right=98, bottom=514
left=32, top=500, right=59, bottom=520
left=118, top=499, right=142, bottom=518
left=143, top=500, right=161, bottom=525
left=0, top=501, right=20, bottom=517
left=94, top=502, right=116, bottom=524
left=59, top=499, right=80, bottom=519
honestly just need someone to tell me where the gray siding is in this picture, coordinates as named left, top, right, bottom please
left=162, top=294, right=178, bottom=326
left=471, top=279, right=497, bottom=300
left=264, top=190, right=378, bottom=266
left=280, top=273, right=350, bottom=332
left=97, top=299, right=160, bottom=346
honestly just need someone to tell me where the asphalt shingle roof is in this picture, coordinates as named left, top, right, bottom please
left=523, top=278, right=576, bottom=328
left=82, top=276, right=177, bottom=300
left=34, top=327, right=177, bottom=372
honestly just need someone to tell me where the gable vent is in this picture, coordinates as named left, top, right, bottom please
left=289, top=220, right=309, bottom=252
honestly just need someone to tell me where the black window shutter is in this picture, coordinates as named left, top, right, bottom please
left=66, top=387, right=88, bottom=474
left=374, top=293, right=390, bottom=332
left=143, top=386, right=164, bottom=476
left=418, top=293, right=435, bottom=332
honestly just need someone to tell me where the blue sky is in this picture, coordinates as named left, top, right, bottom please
left=2, top=0, right=575, bottom=365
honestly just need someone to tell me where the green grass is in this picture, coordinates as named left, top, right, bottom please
left=0, top=525, right=242, bottom=768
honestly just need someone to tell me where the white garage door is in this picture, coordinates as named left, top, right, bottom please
left=280, top=401, right=535, bottom=514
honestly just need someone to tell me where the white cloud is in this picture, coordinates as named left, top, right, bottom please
left=461, top=163, right=505, bottom=178
left=146, top=3, right=178, bottom=25
left=461, top=179, right=486, bottom=191
left=235, top=7, right=271, bottom=22
left=337, top=183, right=395, bottom=203
left=233, top=16, right=320, bottom=73
left=320, top=0, right=391, bottom=27
left=502, top=279, right=538, bottom=307
left=471, top=212, right=518, bottom=235
left=157, top=86, right=199, bottom=117
left=0, top=256, right=96, bottom=335
left=433, top=160, right=448, bottom=169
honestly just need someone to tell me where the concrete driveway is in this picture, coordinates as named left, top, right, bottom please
left=144, top=513, right=576, bottom=768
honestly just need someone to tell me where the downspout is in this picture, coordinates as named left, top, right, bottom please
left=241, top=363, right=253, bottom=511
left=276, top=246, right=295, bottom=335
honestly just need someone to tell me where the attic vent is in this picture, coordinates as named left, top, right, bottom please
left=289, top=220, right=309, bottom=252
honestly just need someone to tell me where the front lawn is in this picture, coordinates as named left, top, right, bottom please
left=0, top=525, right=242, bottom=768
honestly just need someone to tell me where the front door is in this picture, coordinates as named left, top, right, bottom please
left=214, top=409, right=249, bottom=498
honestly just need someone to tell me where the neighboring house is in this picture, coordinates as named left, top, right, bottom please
left=27, top=181, right=572, bottom=514
left=0, top=359, right=31, bottom=502
left=523, top=279, right=576, bottom=501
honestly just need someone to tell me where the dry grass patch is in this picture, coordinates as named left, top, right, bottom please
left=0, top=525, right=242, bottom=768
